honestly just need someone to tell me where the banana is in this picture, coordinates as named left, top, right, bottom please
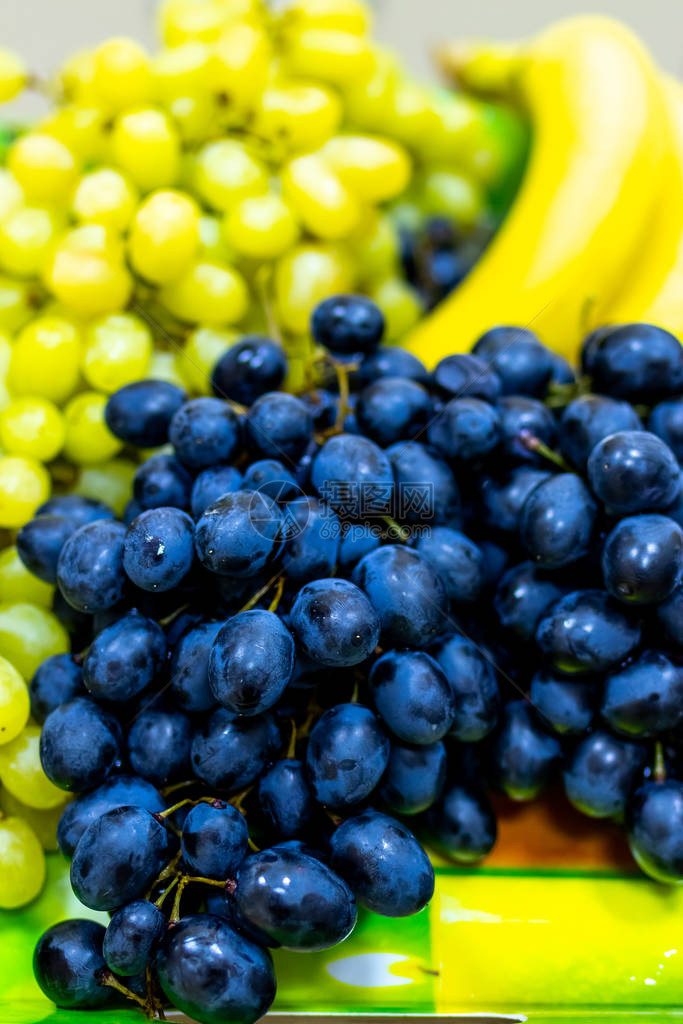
left=599, top=76, right=683, bottom=334
left=401, top=16, right=672, bottom=365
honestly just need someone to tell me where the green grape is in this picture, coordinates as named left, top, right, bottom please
left=82, top=313, right=153, bottom=393
left=111, top=107, right=181, bottom=192
left=63, top=391, right=123, bottom=464
left=0, top=547, right=54, bottom=609
left=159, top=0, right=261, bottom=47
left=193, top=139, right=269, bottom=212
left=0, top=787, right=64, bottom=852
left=352, top=211, right=399, bottom=283
left=199, top=213, right=233, bottom=261
left=39, top=104, right=108, bottom=163
left=177, top=326, right=238, bottom=394
left=274, top=241, right=354, bottom=333
left=9, top=314, right=81, bottom=404
left=282, top=153, right=360, bottom=240
left=57, top=48, right=97, bottom=104
left=45, top=225, right=133, bottom=318
left=0, top=655, right=29, bottom=747
left=92, top=37, right=151, bottom=113
left=0, top=275, right=39, bottom=333
left=146, top=350, right=187, bottom=389
left=0, top=815, right=46, bottom=909
left=284, top=28, right=374, bottom=87
left=0, top=604, right=68, bottom=680
left=0, top=397, right=66, bottom=462
left=168, top=93, right=218, bottom=144
left=210, top=21, right=271, bottom=107
left=253, top=82, right=342, bottom=153
left=70, top=166, right=139, bottom=232
left=7, top=133, right=78, bottom=204
left=0, top=168, right=24, bottom=223
left=0, top=205, right=63, bottom=278
left=0, top=47, right=27, bottom=104
left=129, top=189, right=201, bottom=284
left=152, top=40, right=212, bottom=101
left=224, top=193, right=300, bottom=260
left=281, top=0, right=371, bottom=35
left=384, top=78, right=442, bottom=150
left=419, top=167, right=485, bottom=228
left=0, top=722, right=66, bottom=809
left=370, top=276, right=422, bottom=341
left=0, top=330, right=11, bottom=411
left=0, top=458, right=51, bottom=529
left=159, top=259, right=249, bottom=325
left=75, top=457, right=137, bottom=517
left=321, top=133, right=411, bottom=202
left=344, top=48, right=400, bottom=132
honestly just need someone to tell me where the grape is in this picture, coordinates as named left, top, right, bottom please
left=473, top=326, right=555, bottom=396
left=84, top=609, right=166, bottom=703
left=0, top=602, right=68, bottom=678
left=191, top=465, right=243, bottom=518
left=430, top=634, right=500, bottom=742
left=57, top=774, right=164, bottom=858
left=0, top=546, right=54, bottom=607
left=587, top=430, right=680, bottom=515
left=0, top=397, right=66, bottom=462
left=233, top=846, right=357, bottom=950
left=17, top=515, right=77, bottom=585
left=258, top=759, right=314, bottom=838
left=180, top=801, right=248, bottom=879
left=387, top=441, right=460, bottom=525
left=0, top=722, right=66, bottom=809
left=39, top=697, right=122, bottom=792
left=111, top=107, right=180, bottom=191
left=369, top=650, right=455, bottom=745
left=281, top=496, right=340, bottom=583
left=414, top=527, right=483, bottom=603
left=70, top=805, right=171, bottom=910
left=160, top=258, right=249, bottom=325
left=529, top=669, right=596, bottom=736
left=210, top=21, right=271, bottom=107
left=9, top=315, right=81, bottom=404
left=246, top=392, right=313, bottom=461
left=82, top=313, right=153, bottom=393
left=130, top=189, right=200, bottom=284
left=211, top=336, right=286, bottom=405
left=46, top=228, right=133, bottom=317
left=431, top=352, right=501, bottom=402
left=306, top=703, right=388, bottom=808
left=559, top=394, right=642, bottom=469
left=536, top=590, right=642, bottom=675
left=29, top=653, right=84, bottom=724
left=290, top=578, right=380, bottom=667
left=564, top=731, right=647, bottom=819
left=123, top=506, right=195, bottom=592
left=195, top=491, right=283, bottom=578
left=283, top=153, right=360, bottom=240
left=627, top=781, right=683, bottom=884
left=0, top=655, right=29, bottom=746
left=208, top=609, right=295, bottom=715
left=134, top=453, right=193, bottom=512
left=0, top=47, right=26, bottom=102
left=8, top=133, right=78, bottom=204
left=330, top=809, right=434, bottom=917
left=225, top=193, right=300, bottom=260
left=519, top=474, right=597, bottom=569
left=105, top=379, right=186, bottom=447
left=426, top=785, right=497, bottom=864
left=602, top=514, right=683, bottom=604
left=92, top=37, right=151, bottom=112
left=588, top=324, right=683, bottom=402
left=103, top=899, right=165, bottom=976
left=193, top=140, right=269, bottom=212
left=56, top=519, right=126, bottom=613
left=169, top=621, right=222, bottom=713
left=488, top=701, right=562, bottom=802
left=33, top=919, right=110, bottom=1009
left=190, top=707, right=280, bottom=791
left=71, top=166, right=138, bottom=231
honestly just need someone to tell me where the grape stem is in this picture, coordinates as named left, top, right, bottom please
left=254, top=264, right=282, bottom=345
left=654, top=740, right=667, bottom=783
left=237, top=570, right=285, bottom=613
left=100, top=970, right=148, bottom=1009
left=267, top=574, right=285, bottom=612
left=286, top=718, right=297, bottom=759
left=156, top=603, right=190, bottom=628
left=518, top=431, right=572, bottom=471
left=381, top=516, right=410, bottom=542
left=154, top=874, right=179, bottom=909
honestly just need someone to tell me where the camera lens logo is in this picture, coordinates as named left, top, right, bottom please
left=247, top=479, right=311, bottom=541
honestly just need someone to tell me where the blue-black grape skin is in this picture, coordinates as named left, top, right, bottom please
left=208, top=609, right=295, bottom=715
left=17, top=515, right=78, bottom=584
left=180, top=802, right=249, bottom=879
left=386, top=441, right=461, bottom=525
left=431, top=352, right=502, bottom=402
left=498, top=395, right=557, bottom=464
left=127, top=707, right=193, bottom=786
left=535, top=589, right=641, bottom=675
left=430, top=634, right=500, bottom=742
left=369, top=650, right=455, bottom=745
left=103, top=899, right=166, bottom=976
left=123, top=506, right=195, bottom=592
left=311, top=433, right=394, bottom=515
left=479, top=467, right=549, bottom=534
left=519, top=473, right=597, bottom=569
left=105, top=380, right=187, bottom=447
left=657, top=583, right=683, bottom=649
left=352, top=545, right=448, bottom=648
left=306, top=703, right=390, bottom=809
left=378, top=740, right=447, bottom=816
left=311, top=294, right=384, bottom=356
left=155, top=915, right=277, bottom=1024
left=194, top=490, right=283, bottom=578
left=602, top=651, right=683, bottom=738
left=56, top=519, right=126, bottom=613
left=601, top=514, right=683, bottom=604
left=587, top=323, right=683, bottom=402
left=649, top=397, right=683, bottom=460
left=190, top=708, right=280, bottom=792
left=233, top=847, right=357, bottom=951
left=29, top=654, right=84, bottom=724
left=559, top=394, right=642, bottom=469
left=83, top=609, right=166, bottom=703
left=258, top=759, right=314, bottom=838
left=242, top=459, right=299, bottom=502
left=57, top=775, right=165, bottom=858
left=355, top=376, right=432, bottom=447
left=39, top=697, right=122, bottom=793
left=280, top=497, right=340, bottom=583
left=472, top=326, right=554, bottom=396
left=330, top=810, right=434, bottom=917
left=487, top=701, right=562, bottom=801
left=170, top=397, right=242, bottom=469
left=191, top=465, right=244, bottom=518
left=168, top=621, right=222, bottom=713
left=494, top=561, right=569, bottom=643
left=627, top=781, right=683, bottom=884
left=357, top=346, right=429, bottom=387
left=246, top=392, right=314, bottom=461
left=37, top=494, right=114, bottom=527
left=564, top=730, right=648, bottom=819
left=290, top=578, right=380, bottom=667
left=33, top=919, right=111, bottom=1009
left=211, top=336, right=286, bottom=405
left=427, top=396, right=501, bottom=460
left=587, top=430, right=680, bottom=515
left=425, top=784, right=497, bottom=863
left=414, top=526, right=483, bottom=602
left=133, top=453, right=194, bottom=512
left=70, top=806, right=171, bottom=911
left=529, top=669, right=596, bottom=735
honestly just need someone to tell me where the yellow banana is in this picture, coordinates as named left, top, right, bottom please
left=599, top=75, right=683, bottom=334
left=401, top=16, right=671, bottom=365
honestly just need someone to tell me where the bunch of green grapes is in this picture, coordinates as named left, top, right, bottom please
left=0, top=0, right=527, bottom=908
